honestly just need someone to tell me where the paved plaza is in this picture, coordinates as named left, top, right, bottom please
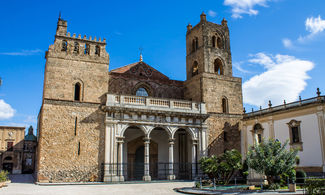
left=0, top=174, right=193, bottom=195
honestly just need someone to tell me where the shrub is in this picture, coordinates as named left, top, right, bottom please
left=0, top=170, right=9, bottom=182
left=295, top=170, right=306, bottom=184
left=304, top=178, right=325, bottom=194
left=246, top=139, right=298, bottom=185
left=263, top=183, right=281, bottom=190
left=199, top=149, right=242, bottom=184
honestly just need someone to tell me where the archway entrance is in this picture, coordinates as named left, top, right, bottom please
left=3, top=163, right=13, bottom=173
left=134, top=146, right=144, bottom=180
left=174, top=129, right=193, bottom=180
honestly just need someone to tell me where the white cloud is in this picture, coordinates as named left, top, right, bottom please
left=224, top=0, right=274, bottom=18
left=282, top=38, right=294, bottom=49
left=233, top=61, right=252, bottom=73
left=243, top=53, right=314, bottom=107
left=0, top=99, right=15, bottom=120
left=208, top=10, right=217, bottom=18
left=0, top=49, right=42, bottom=56
left=296, top=15, right=325, bottom=44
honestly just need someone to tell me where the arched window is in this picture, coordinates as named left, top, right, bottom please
left=136, top=88, right=149, bottom=97
left=95, top=45, right=100, bottom=56
left=253, top=123, right=263, bottom=144
left=84, top=44, right=90, bottom=55
left=217, top=37, right=223, bottom=49
left=212, top=36, right=216, bottom=48
left=74, top=42, right=79, bottom=54
left=61, top=40, right=68, bottom=52
left=74, top=83, right=81, bottom=101
left=192, top=61, right=199, bottom=77
left=222, top=97, right=228, bottom=113
left=214, top=58, right=224, bottom=75
left=4, top=156, right=12, bottom=161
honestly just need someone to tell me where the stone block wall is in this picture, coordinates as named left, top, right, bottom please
left=36, top=100, right=105, bottom=182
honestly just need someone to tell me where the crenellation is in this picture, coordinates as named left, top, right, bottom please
left=73, top=33, right=76, bottom=38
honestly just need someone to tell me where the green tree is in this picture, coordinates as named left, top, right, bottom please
left=199, top=149, right=242, bottom=184
left=246, top=139, right=298, bottom=185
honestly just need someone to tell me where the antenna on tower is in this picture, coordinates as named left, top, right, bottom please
left=59, top=11, right=61, bottom=20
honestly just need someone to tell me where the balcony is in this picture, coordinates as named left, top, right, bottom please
left=106, top=94, right=206, bottom=114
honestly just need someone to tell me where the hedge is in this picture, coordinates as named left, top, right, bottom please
left=304, top=178, right=325, bottom=195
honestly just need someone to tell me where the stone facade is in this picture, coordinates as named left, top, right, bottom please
left=0, top=126, right=25, bottom=174
left=184, top=13, right=243, bottom=156
left=36, top=13, right=243, bottom=182
left=36, top=17, right=109, bottom=182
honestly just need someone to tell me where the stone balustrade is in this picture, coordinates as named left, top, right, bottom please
left=106, top=94, right=206, bottom=114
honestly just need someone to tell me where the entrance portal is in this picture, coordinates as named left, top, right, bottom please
left=134, top=146, right=144, bottom=180
left=3, top=163, right=13, bottom=173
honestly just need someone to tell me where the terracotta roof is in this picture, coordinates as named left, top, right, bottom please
left=110, top=62, right=139, bottom=73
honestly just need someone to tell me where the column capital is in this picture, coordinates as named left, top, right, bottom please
left=168, top=138, right=175, bottom=145
left=117, top=137, right=125, bottom=143
left=143, top=137, right=150, bottom=144
left=192, top=139, right=198, bottom=145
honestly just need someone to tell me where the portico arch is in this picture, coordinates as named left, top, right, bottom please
left=121, top=125, right=147, bottom=137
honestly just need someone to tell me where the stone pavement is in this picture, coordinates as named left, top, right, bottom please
left=1, top=175, right=194, bottom=195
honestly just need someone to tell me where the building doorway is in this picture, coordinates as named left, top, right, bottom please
left=3, top=163, right=13, bottom=173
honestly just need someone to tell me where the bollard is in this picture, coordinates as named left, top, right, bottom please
left=200, top=178, right=202, bottom=189
left=213, top=178, right=216, bottom=190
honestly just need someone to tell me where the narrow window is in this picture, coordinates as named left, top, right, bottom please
left=253, top=123, right=263, bottom=144
left=217, top=37, right=222, bottom=49
left=222, top=97, right=228, bottom=113
left=224, top=132, right=228, bottom=142
left=7, top=142, right=13, bottom=151
left=95, top=45, right=100, bottom=56
left=214, top=58, right=224, bottom=75
left=257, top=134, right=262, bottom=143
left=74, top=42, right=79, bottom=54
left=291, top=127, right=299, bottom=143
left=62, top=40, right=68, bottom=52
left=195, top=37, right=199, bottom=50
left=192, top=39, right=196, bottom=52
left=78, top=142, right=80, bottom=156
left=74, top=83, right=81, bottom=101
left=192, top=61, right=199, bottom=77
left=74, top=117, right=78, bottom=136
left=84, top=44, right=90, bottom=55
left=212, top=36, right=216, bottom=48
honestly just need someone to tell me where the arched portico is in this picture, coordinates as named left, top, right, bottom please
left=103, top=94, right=208, bottom=182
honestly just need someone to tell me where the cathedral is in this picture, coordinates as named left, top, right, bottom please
left=36, top=13, right=324, bottom=183
left=36, top=13, right=242, bottom=182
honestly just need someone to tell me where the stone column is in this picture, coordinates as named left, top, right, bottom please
left=316, top=109, right=325, bottom=172
left=167, top=138, right=176, bottom=180
left=104, top=123, right=119, bottom=182
left=192, top=140, right=198, bottom=178
left=143, top=137, right=151, bottom=181
left=117, top=137, right=125, bottom=181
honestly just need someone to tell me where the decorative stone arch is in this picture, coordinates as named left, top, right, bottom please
left=72, top=79, right=84, bottom=101
left=61, top=40, right=68, bottom=52
left=171, top=127, right=196, bottom=140
left=133, top=82, right=153, bottom=97
left=120, top=124, right=148, bottom=137
left=147, top=126, right=172, bottom=139
left=214, top=58, right=224, bottom=75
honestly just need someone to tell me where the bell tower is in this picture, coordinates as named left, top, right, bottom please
left=184, top=13, right=243, bottom=155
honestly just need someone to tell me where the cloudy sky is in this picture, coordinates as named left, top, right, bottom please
left=0, top=0, right=324, bottom=133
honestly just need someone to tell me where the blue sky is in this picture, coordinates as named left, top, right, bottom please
left=0, top=0, right=324, bottom=134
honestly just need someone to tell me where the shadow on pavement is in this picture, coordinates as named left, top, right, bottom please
left=9, top=174, right=35, bottom=183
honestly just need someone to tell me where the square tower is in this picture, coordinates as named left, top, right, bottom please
left=36, top=17, right=109, bottom=182
left=184, top=13, right=243, bottom=155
